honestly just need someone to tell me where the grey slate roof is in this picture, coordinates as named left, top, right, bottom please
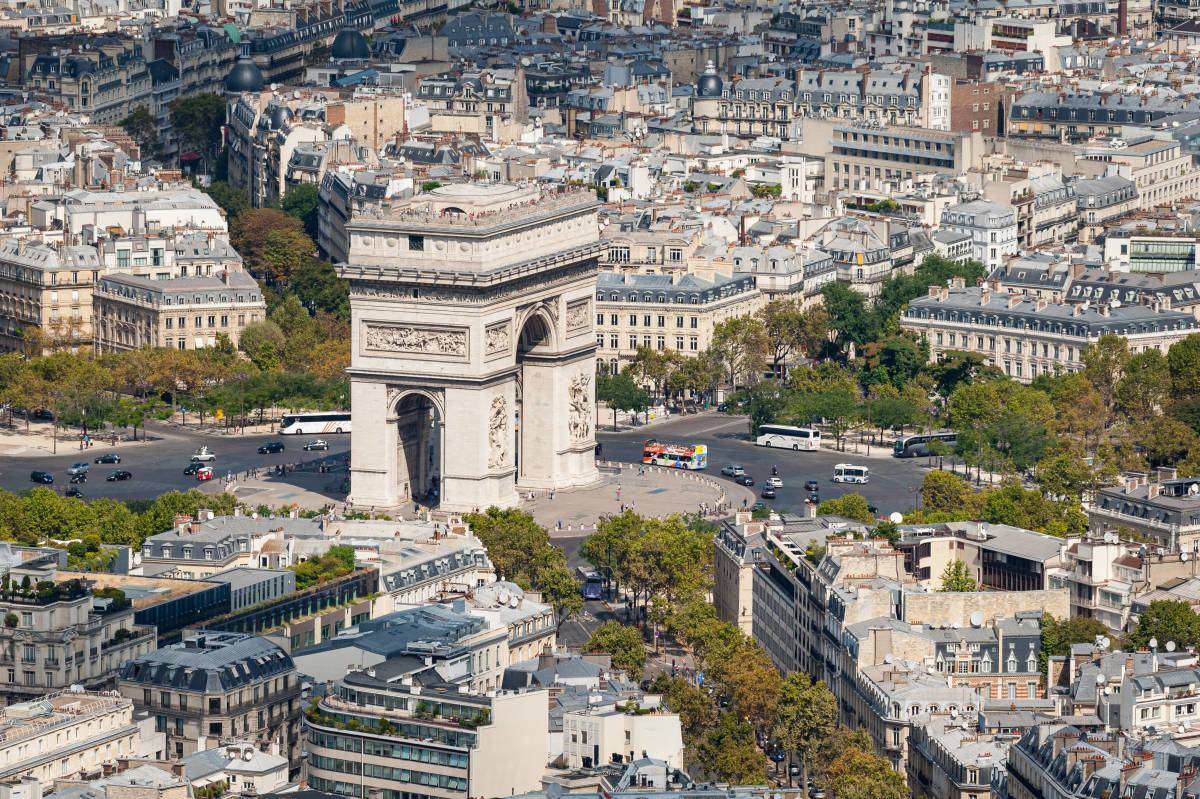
left=118, top=633, right=294, bottom=692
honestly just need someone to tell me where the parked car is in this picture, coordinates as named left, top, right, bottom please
left=29, top=470, right=53, bottom=484
left=64, top=487, right=85, bottom=499
left=190, top=446, right=216, bottom=462
left=258, top=442, right=285, bottom=454
left=303, top=439, right=329, bottom=451
left=761, top=485, right=776, bottom=499
left=31, top=409, right=53, bottom=422
left=94, top=453, right=121, bottom=464
left=105, top=470, right=132, bottom=482
left=789, top=766, right=800, bottom=777
left=766, top=476, right=783, bottom=487
left=720, top=464, right=745, bottom=477
left=734, top=474, right=755, bottom=486
left=66, top=462, right=89, bottom=476
left=183, top=463, right=204, bottom=476
left=804, top=479, right=820, bottom=492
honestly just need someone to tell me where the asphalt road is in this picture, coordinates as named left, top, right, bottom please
left=0, top=424, right=349, bottom=503
left=595, top=412, right=935, bottom=520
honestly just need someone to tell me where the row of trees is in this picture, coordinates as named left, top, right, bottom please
left=0, top=488, right=235, bottom=549
left=577, top=511, right=906, bottom=797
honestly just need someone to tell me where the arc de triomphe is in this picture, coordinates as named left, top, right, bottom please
left=336, top=184, right=602, bottom=511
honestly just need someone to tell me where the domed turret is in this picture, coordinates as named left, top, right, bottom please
left=330, top=26, right=370, bottom=60
left=267, top=103, right=293, bottom=130
left=225, top=55, right=264, bottom=94
left=696, top=60, right=722, bottom=98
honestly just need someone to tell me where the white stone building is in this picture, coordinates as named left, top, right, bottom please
left=940, top=200, right=1017, bottom=270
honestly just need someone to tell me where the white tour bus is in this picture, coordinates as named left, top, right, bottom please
left=279, top=412, right=351, bottom=435
left=832, top=463, right=870, bottom=484
left=755, top=424, right=821, bottom=451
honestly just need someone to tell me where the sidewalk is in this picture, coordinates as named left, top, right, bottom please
left=0, top=421, right=166, bottom=457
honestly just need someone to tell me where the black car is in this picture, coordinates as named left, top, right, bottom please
left=105, top=470, right=132, bottom=482
left=808, top=491, right=820, bottom=503
left=31, top=409, right=53, bottom=422
left=65, top=487, right=85, bottom=499
left=734, top=474, right=755, bottom=486
left=804, top=479, right=820, bottom=492
left=29, top=470, right=53, bottom=484
left=183, top=463, right=204, bottom=476
left=868, top=504, right=880, bottom=516
left=761, top=485, right=776, bottom=499
left=94, top=453, right=121, bottom=464
left=258, top=442, right=285, bottom=454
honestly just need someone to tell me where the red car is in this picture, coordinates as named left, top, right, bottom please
left=196, top=466, right=214, bottom=481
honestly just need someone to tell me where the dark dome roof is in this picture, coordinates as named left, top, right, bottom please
left=331, top=27, right=370, bottom=60
left=225, top=57, right=264, bottom=93
left=696, top=60, right=722, bottom=98
left=268, top=104, right=293, bottom=129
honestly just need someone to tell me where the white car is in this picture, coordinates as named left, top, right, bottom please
left=767, top=476, right=783, bottom=488
left=190, top=447, right=216, bottom=462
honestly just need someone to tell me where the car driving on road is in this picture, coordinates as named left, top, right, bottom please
left=67, top=462, right=89, bottom=476
left=761, top=485, right=776, bottom=499
left=720, top=464, right=744, bottom=477
left=94, top=453, right=121, bottom=464
left=734, top=474, right=755, bottom=486
left=190, top=447, right=216, bottom=462
left=258, top=442, right=285, bottom=454
left=30, top=470, right=53, bottom=484
left=766, top=476, right=782, bottom=487
left=105, top=470, right=132, bottom=482
left=303, top=440, right=329, bottom=451
left=183, top=463, right=204, bottom=476
left=804, top=479, right=819, bottom=492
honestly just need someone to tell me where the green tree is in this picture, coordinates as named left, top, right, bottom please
left=263, top=229, right=316, bottom=288
left=585, top=621, right=646, bottom=676
left=119, top=106, right=157, bottom=155
left=1127, top=600, right=1200, bottom=650
left=816, top=493, right=875, bottom=524
left=710, top=316, right=768, bottom=388
left=939, top=559, right=976, bottom=592
left=1039, top=612, right=1110, bottom=671
left=1115, top=348, right=1171, bottom=423
left=757, top=299, right=806, bottom=372
left=595, top=372, right=651, bottom=428
left=696, top=714, right=768, bottom=783
left=276, top=182, right=320, bottom=240
left=727, top=379, right=789, bottom=435
left=650, top=674, right=717, bottom=759
left=821, top=281, right=879, bottom=348
left=823, top=732, right=909, bottom=799
left=774, top=673, right=836, bottom=789
left=1082, top=334, right=1130, bottom=409
left=921, top=470, right=972, bottom=514
left=1170, top=333, right=1200, bottom=401
left=794, top=389, right=860, bottom=450
left=204, top=181, right=249, bottom=220
left=237, top=320, right=285, bottom=371
left=421, top=180, right=442, bottom=193
left=170, top=94, right=227, bottom=173
left=536, top=566, right=584, bottom=619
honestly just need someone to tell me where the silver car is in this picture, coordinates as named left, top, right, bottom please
left=66, top=462, right=89, bottom=476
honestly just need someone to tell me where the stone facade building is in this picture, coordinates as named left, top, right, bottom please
left=900, top=280, right=1199, bottom=383
left=117, top=633, right=301, bottom=764
left=0, top=239, right=103, bottom=354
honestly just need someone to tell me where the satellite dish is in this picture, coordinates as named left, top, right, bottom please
left=970, top=611, right=984, bottom=627
left=1184, top=552, right=1191, bottom=562
left=889, top=511, right=904, bottom=524
left=1111, top=299, right=1121, bottom=308
left=1168, top=641, right=1178, bottom=652
left=1150, top=637, right=1159, bottom=649
left=884, top=653, right=894, bottom=664
left=1105, top=686, right=1113, bottom=695
left=1096, top=673, right=1107, bottom=685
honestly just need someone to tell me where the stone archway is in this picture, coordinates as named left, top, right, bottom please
left=340, top=183, right=602, bottom=512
